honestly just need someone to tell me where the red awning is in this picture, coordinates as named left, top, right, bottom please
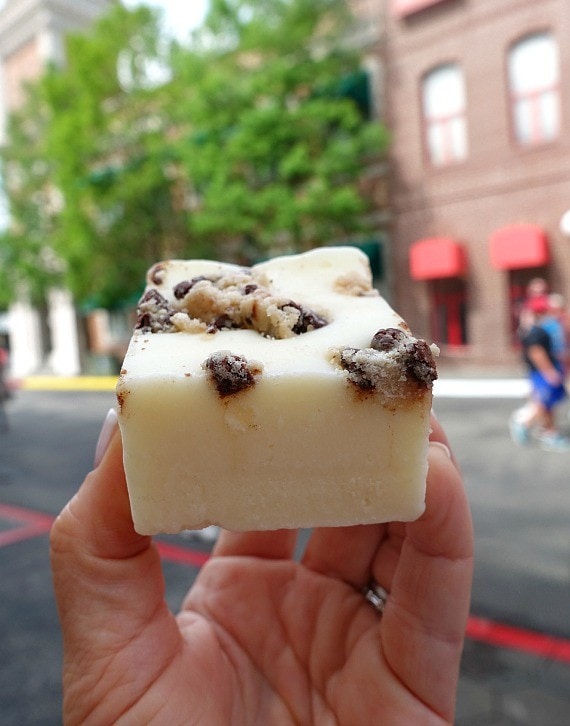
left=391, top=0, right=448, bottom=18
left=489, top=224, right=549, bottom=270
left=409, top=237, right=467, bottom=280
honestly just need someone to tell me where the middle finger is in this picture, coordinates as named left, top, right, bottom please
left=301, top=523, right=388, bottom=587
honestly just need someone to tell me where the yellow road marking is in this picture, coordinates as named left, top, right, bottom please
left=21, top=376, right=118, bottom=392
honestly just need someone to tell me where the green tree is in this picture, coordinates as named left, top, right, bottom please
left=0, top=75, right=64, bottom=307
left=0, top=3, right=183, bottom=309
left=0, top=0, right=387, bottom=310
left=173, top=0, right=387, bottom=260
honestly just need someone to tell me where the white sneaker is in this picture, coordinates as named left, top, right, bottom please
left=180, top=525, right=220, bottom=542
left=508, top=414, right=531, bottom=446
left=538, top=433, right=570, bottom=452
left=193, top=525, right=220, bottom=542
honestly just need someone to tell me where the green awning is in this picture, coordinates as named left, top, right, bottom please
left=350, top=238, right=384, bottom=279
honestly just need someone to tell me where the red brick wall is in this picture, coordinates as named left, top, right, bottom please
left=4, top=37, right=42, bottom=111
left=384, top=0, right=570, bottom=363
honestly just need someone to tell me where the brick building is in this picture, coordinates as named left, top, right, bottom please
left=384, top=0, right=570, bottom=365
left=0, top=0, right=112, bottom=141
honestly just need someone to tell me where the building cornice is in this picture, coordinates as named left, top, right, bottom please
left=0, top=0, right=111, bottom=59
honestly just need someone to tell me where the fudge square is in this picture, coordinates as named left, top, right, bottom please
left=116, top=246, right=438, bottom=535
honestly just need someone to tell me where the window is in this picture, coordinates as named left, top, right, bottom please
left=422, top=64, right=468, bottom=167
left=508, top=32, right=560, bottom=145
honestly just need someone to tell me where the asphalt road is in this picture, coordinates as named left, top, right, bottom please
left=0, top=389, right=569, bottom=724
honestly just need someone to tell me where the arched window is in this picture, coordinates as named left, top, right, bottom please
left=422, top=64, right=468, bottom=167
left=508, top=32, right=560, bottom=145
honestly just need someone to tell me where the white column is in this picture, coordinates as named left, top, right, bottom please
left=47, top=288, right=81, bottom=375
left=7, top=299, right=43, bottom=377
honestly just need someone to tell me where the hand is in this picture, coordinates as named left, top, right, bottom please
left=51, top=412, right=473, bottom=725
left=544, top=368, right=563, bottom=387
left=527, top=345, right=563, bottom=386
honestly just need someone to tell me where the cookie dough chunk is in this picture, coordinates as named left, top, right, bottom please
left=117, top=247, right=438, bottom=534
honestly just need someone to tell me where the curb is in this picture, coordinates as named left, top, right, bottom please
left=434, top=378, right=529, bottom=399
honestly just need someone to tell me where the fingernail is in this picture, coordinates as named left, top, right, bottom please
left=94, top=408, right=118, bottom=468
left=429, top=441, right=452, bottom=459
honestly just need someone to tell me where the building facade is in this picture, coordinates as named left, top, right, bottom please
left=384, top=0, right=570, bottom=365
left=0, top=0, right=112, bottom=376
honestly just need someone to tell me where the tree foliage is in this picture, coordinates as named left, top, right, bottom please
left=0, top=0, right=387, bottom=309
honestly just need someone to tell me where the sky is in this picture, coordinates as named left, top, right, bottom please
left=123, top=0, right=209, bottom=42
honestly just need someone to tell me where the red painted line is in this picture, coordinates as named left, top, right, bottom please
left=2, top=503, right=570, bottom=664
left=0, top=502, right=210, bottom=568
left=156, top=541, right=210, bottom=568
left=0, top=503, right=53, bottom=545
left=0, top=523, right=51, bottom=547
left=467, top=615, right=570, bottom=664
left=0, top=503, right=55, bottom=529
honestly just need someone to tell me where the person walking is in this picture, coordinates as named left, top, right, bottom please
left=517, top=277, right=550, bottom=336
left=0, top=347, right=10, bottom=432
left=541, top=293, right=568, bottom=374
left=509, top=297, right=569, bottom=451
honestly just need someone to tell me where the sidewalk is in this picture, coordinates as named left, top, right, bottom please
left=19, top=372, right=533, bottom=397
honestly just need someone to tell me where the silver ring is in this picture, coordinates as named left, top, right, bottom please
left=362, top=581, right=389, bottom=614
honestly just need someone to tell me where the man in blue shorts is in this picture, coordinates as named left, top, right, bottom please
left=509, top=297, right=569, bottom=452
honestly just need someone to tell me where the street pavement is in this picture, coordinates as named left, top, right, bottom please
left=1, top=382, right=569, bottom=724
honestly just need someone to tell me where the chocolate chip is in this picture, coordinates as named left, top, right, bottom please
left=136, top=313, right=152, bottom=330
left=173, top=276, right=212, bottom=299
left=203, top=351, right=259, bottom=397
left=139, top=288, right=168, bottom=306
left=338, top=348, right=376, bottom=390
left=405, top=340, right=438, bottom=387
left=280, top=302, right=328, bottom=334
left=135, top=288, right=174, bottom=332
left=173, top=280, right=192, bottom=299
left=336, top=330, right=437, bottom=393
left=244, top=284, right=258, bottom=294
left=370, top=328, right=408, bottom=351
left=371, top=328, right=437, bottom=387
left=149, top=263, right=166, bottom=285
left=207, top=314, right=239, bottom=332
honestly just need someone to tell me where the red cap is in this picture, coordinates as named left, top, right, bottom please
left=527, top=295, right=549, bottom=315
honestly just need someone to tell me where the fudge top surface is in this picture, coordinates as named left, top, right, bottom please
left=119, top=247, right=437, bottom=396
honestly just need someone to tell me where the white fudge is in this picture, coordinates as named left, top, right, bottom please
left=116, top=247, right=438, bottom=535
